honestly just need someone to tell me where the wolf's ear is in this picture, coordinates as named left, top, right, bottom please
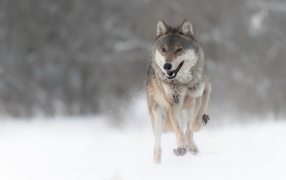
left=179, top=19, right=193, bottom=36
left=157, top=20, right=169, bottom=36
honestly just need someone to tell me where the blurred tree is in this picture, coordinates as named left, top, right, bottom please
left=0, top=0, right=285, bottom=119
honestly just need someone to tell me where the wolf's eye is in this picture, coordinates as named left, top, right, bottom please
left=161, top=47, right=166, bottom=53
left=176, top=48, right=183, bottom=53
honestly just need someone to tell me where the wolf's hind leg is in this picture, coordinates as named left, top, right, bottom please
left=173, top=147, right=187, bottom=156
left=169, top=106, right=188, bottom=156
left=151, top=105, right=166, bottom=163
left=185, top=128, right=199, bottom=154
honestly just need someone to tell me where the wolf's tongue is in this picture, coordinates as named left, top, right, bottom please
left=168, top=72, right=174, bottom=76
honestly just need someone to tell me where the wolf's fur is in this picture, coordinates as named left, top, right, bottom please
left=147, top=20, right=211, bottom=163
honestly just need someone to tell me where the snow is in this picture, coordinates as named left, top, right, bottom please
left=0, top=116, right=286, bottom=180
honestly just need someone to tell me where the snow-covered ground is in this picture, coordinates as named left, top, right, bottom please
left=0, top=116, right=285, bottom=180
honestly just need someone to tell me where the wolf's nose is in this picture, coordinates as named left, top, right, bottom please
left=163, top=63, right=172, bottom=70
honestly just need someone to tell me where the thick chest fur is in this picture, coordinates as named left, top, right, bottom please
left=161, top=83, right=186, bottom=105
left=152, top=79, right=205, bottom=108
left=154, top=83, right=186, bottom=108
left=151, top=80, right=183, bottom=108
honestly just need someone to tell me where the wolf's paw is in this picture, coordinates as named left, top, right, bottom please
left=188, top=146, right=199, bottom=155
left=173, top=147, right=187, bottom=156
left=202, top=114, right=210, bottom=125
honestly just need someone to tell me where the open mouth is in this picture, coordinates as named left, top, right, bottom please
left=166, top=61, right=184, bottom=79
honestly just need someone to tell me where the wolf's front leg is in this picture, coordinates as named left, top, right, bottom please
left=189, top=96, right=203, bottom=132
left=151, top=105, right=166, bottom=163
left=169, top=106, right=187, bottom=156
left=190, top=82, right=211, bottom=132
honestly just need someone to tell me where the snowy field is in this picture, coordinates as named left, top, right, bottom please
left=0, top=116, right=286, bottom=180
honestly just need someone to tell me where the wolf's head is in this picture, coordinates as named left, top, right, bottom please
left=152, top=20, right=201, bottom=81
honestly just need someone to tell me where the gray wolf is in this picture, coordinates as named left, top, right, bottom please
left=147, top=20, right=211, bottom=163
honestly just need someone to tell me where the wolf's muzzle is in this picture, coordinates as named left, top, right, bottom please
left=166, top=61, right=184, bottom=79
